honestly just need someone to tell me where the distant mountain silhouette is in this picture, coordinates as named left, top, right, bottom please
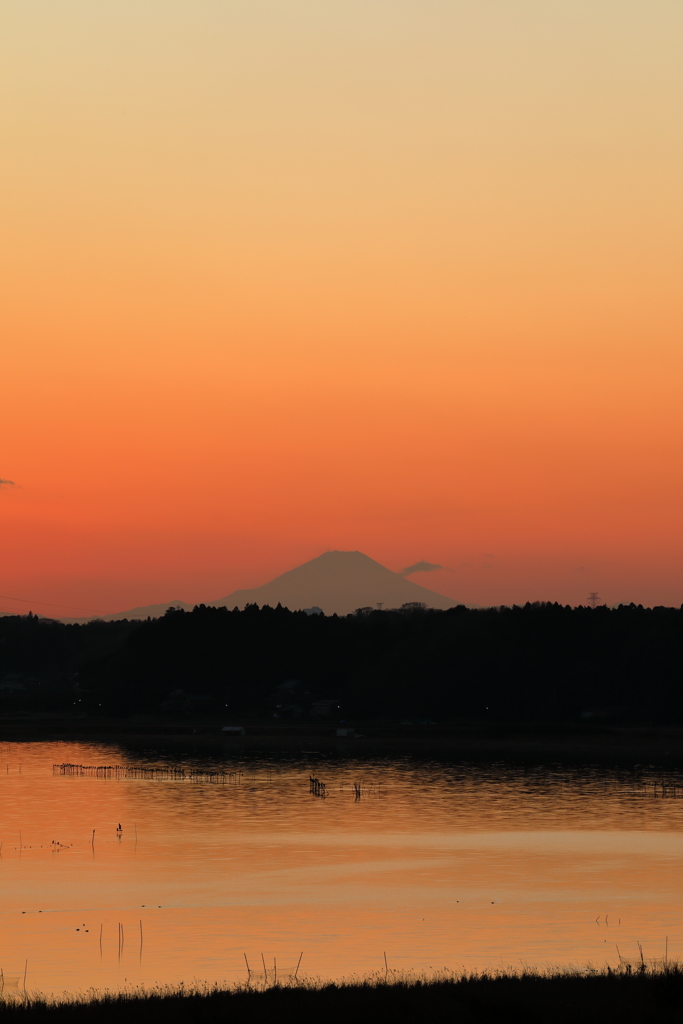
left=211, top=550, right=458, bottom=616
left=56, top=552, right=461, bottom=622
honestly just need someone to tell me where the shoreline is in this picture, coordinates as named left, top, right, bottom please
left=3, top=717, right=683, bottom=764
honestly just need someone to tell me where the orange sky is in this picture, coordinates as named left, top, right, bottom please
left=1, top=1, right=682, bottom=614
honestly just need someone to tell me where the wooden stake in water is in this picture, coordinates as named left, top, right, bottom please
left=294, top=952, right=303, bottom=979
left=139, top=920, right=143, bottom=962
left=384, top=951, right=388, bottom=978
left=243, top=953, right=251, bottom=980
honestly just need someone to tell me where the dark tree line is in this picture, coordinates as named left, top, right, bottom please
left=12, top=601, right=675, bottom=722
left=0, top=614, right=136, bottom=713
left=1, top=603, right=682, bottom=722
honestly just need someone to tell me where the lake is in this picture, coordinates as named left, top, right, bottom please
left=1, top=740, right=682, bottom=995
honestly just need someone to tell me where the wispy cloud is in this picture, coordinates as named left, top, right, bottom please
left=0, top=479, right=15, bottom=488
left=398, top=560, right=442, bottom=576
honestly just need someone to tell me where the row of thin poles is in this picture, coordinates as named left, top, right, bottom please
left=311, top=777, right=384, bottom=800
left=640, top=782, right=681, bottom=798
left=115, top=922, right=143, bottom=962
left=0, top=962, right=28, bottom=999
left=53, top=764, right=244, bottom=784
left=243, top=952, right=303, bottom=983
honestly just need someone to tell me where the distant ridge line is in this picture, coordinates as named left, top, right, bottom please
left=55, top=550, right=468, bottom=622
left=210, top=550, right=459, bottom=617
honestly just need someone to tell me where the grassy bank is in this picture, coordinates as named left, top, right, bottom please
left=4, top=968, right=683, bottom=1024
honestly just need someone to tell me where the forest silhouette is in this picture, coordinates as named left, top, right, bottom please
left=1, top=602, right=682, bottom=724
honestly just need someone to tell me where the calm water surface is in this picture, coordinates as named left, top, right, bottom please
left=1, top=740, right=682, bottom=994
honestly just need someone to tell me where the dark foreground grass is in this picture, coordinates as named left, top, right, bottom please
left=4, top=968, right=683, bottom=1024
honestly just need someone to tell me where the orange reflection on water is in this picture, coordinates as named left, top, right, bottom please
left=1, top=742, right=682, bottom=994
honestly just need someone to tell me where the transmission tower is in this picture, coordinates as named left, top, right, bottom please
left=588, top=592, right=600, bottom=609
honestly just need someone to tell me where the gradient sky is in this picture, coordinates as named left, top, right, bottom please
left=2, top=1, right=682, bottom=615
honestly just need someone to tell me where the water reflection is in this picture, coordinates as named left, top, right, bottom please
left=1, top=741, right=682, bottom=994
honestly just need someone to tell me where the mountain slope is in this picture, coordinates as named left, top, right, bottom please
left=211, top=550, right=457, bottom=616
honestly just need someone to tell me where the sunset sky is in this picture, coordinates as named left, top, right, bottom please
left=2, top=0, right=682, bottom=615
